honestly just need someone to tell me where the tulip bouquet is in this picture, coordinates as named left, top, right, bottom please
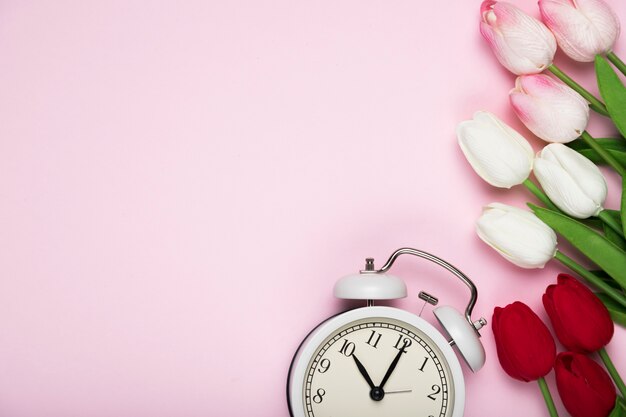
left=458, top=0, right=626, bottom=326
left=458, top=0, right=626, bottom=415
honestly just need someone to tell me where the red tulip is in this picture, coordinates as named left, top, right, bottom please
left=543, top=274, right=614, bottom=353
left=492, top=301, right=556, bottom=381
left=555, top=352, right=617, bottom=417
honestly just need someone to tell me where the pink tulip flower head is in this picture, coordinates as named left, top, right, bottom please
left=510, top=74, right=589, bottom=143
left=539, top=0, right=620, bottom=62
left=480, top=1, right=557, bottom=75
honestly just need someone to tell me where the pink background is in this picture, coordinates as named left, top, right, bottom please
left=1, top=1, right=625, bottom=416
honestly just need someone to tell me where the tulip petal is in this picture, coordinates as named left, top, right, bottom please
left=541, top=0, right=602, bottom=62
left=535, top=158, right=600, bottom=218
left=480, top=1, right=556, bottom=74
left=544, top=274, right=614, bottom=352
left=493, top=2, right=556, bottom=71
left=492, top=302, right=556, bottom=381
left=555, top=353, right=617, bottom=417
left=457, top=111, right=533, bottom=188
left=476, top=203, right=557, bottom=268
left=578, top=0, right=621, bottom=49
left=535, top=143, right=607, bottom=219
left=542, top=144, right=607, bottom=210
left=510, top=75, right=589, bottom=143
left=539, top=0, right=620, bottom=62
left=534, top=144, right=606, bottom=218
left=543, top=284, right=580, bottom=350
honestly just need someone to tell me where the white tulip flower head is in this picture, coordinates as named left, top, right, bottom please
left=534, top=143, right=607, bottom=219
left=457, top=111, right=534, bottom=188
left=476, top=203, right=558, bottom=268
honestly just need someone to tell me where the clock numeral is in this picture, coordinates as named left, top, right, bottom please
left=393, top=334, right=412, bottom=352
left=427, top=384, right=441, bottom=401
left=338, top=339, right=355, bottom=357
left=318, top=358, right=331, bottom=373
left=312, top=388, right=326, bottom=404
left=366, top=330, right=382, bottom=348
left=419, top=356, right=429, bottom=372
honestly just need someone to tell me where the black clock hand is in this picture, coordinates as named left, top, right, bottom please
left=352, top=354, right=376, bottom=389
left=379, top=345, right=407, bottom=389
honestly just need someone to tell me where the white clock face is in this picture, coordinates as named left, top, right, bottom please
left=302, top=317, right=454, bottom=417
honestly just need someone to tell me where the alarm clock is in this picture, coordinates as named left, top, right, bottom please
left=287, top=248, right=487, bottom=417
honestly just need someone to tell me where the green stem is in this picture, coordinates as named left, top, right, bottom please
left=607, top=52, right=626, bottom=77
left=599, top=347, right=626, bottom=399
left=538, top=377, right=559, bottom=417
left=598, top=210, right=625, bottom=239
left=548, top=64, right=609, bottom=116
left=523, top=179, right=560, bottom=212
left=580, top=131, right=626, bottom=177
left=555, top=251, right=626, bottom=309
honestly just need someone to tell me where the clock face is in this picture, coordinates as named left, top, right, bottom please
left=302, top=317, right=454, bottom=417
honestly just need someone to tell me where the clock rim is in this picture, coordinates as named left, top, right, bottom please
left=287, top=306, right=465, bottom=417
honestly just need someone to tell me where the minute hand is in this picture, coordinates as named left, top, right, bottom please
left=379, top=347, right=406, bottom=389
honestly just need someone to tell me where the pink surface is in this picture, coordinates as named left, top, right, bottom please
left=1, top=1, right=625, bottom=416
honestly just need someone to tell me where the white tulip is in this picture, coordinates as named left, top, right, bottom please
left=534, top=143, right=607, bottom=218
left=457, top=111, right=534, bottom=188
left=476, top=203, right=558, bottom=269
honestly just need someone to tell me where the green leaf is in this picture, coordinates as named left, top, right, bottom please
left=567, top=138, right=626, bottom=166
left=576, top=149, right=626, bottom=167
left=623, top=179, right=626, bottom=237
left=591, top=270, right=625, bottom=290
left=602, top=209, right=626, bottom=249
left=583, top=217, right=604, bottom=231
left=596, top=55, right=626, bottom=138
left=605, top=222, right=626, bottom=250
left=604, top=209, right=624, bottom=224
left=529, top=204, right=626, bottom=291
left=597, top=293, right=626, bottom=327
left=568, top=138, right=626, bottom=152
left=608, top=396, right=626, bottom=417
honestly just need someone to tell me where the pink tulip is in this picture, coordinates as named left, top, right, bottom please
left=480, top=1, right=557, bottom=75
left=510, top=74, right=589, bottom=143
left=539, top=0, right=620, bottom=63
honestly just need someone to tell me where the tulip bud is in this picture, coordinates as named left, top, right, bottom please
left=457, top=111, right=534, bottom=188
left=543, top=274, right=614, bottom=353
left=480, top=0, right=557, bottom=75
left=510, top=74, right=589, bottom=143
left=492, top=302, right=556, bottom=382
left=534, top=143, right=607, bottom=218
left=539, top=0, right=620, bottom=63
left=476, top=203, right=557, bottom=269
left=555, top=352, right=617, bottom=417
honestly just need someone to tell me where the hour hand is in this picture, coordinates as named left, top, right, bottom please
left=352, top=354, right=375, bottom=389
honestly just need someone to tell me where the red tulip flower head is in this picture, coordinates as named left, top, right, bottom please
left=543, top=274, right=614, bottom=353
left=492, top=301, right=556, bottom=381
left=555, top=352, right=617, bottom=417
